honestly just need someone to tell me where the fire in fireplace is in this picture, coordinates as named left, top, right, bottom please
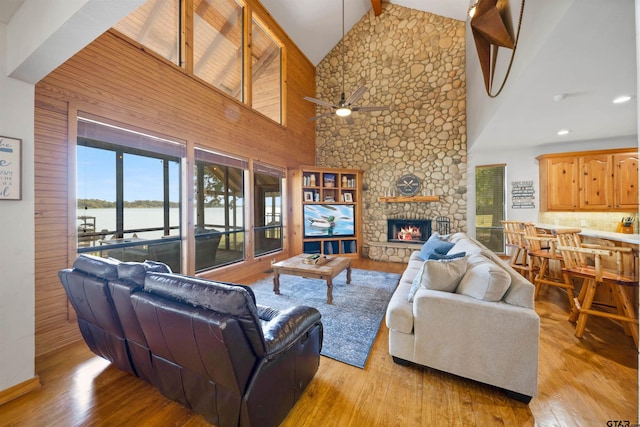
left=387, top=219, right=432, bottom=244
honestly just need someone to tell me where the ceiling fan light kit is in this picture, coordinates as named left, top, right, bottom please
left=305, top=0, right=389, bottom=123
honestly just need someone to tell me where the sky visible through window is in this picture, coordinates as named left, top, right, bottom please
left=77, top=145, right=180, bottom=202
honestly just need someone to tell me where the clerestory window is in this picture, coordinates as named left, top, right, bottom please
left=113, top=0, right=284, bottom=124
left=113, top=0, right=180, bottom=65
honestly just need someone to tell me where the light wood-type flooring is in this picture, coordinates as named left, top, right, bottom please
left=0, top=258, right=637, bottom=426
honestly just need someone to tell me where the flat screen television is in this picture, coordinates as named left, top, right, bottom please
left=303, top=204, right=355, bottom=238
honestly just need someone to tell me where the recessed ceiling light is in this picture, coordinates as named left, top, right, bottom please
left=557, top=129, right=570, bottom=136
left=613, top=95, right=632, bottom=104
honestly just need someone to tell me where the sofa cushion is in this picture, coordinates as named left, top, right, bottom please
left=409, top=257, right=467, bottom=301
left=117, top=260, right=172, bottom=286
left=417, top=233, right=455, bottom=260
left=72, top=254, right=120, bottom=280
left=428, top=251, right=466, bottom=260
left=456, top=254, right=511, bottom=302
left=448, top=237, right=483, bottom=256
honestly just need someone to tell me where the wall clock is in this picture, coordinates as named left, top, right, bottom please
left=396, top=174, right=421, bottom=197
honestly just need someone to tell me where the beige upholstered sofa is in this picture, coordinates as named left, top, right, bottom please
left=385, top=232, right=539, bottom=402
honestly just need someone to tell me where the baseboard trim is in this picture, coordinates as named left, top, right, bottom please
left=0, top=376, right=41, bottom=406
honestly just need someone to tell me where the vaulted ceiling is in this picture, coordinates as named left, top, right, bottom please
left=2, top=0, right=637, bottom=150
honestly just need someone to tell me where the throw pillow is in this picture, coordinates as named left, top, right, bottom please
left=456, top=258, right=512, bottom=302
left=428, top=251, right=466, bottom=260
left=417, top=233, right=455, bottom=260
left=417, top=257, right=467, bottom=293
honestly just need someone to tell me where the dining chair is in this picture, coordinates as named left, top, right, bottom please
left=521, top=225, right=579, bottom=312
left=501, top=220, right=530, bottom=279
left=556, top=232, right=638, bottom=347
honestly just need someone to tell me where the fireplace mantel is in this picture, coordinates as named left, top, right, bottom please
left=379, top=195, right=440, bottom=203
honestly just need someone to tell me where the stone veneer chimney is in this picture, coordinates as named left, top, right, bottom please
left=314, top=4, right=467, bottom=259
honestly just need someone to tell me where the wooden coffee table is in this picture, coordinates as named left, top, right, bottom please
left=272, top=254, right=352, bottom=304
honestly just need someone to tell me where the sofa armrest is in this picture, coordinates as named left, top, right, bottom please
left=261, top=305, right=322, bottom=355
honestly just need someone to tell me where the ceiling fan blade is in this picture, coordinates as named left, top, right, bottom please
left=345, top=115, right=355, bottom=125
left=308, top=112, right=333, bottom=122
left=352, top=106, right=389, bottom=112
left=344, top=86, right=367, bottom=105
left=304, top=96, right=338, bottom=109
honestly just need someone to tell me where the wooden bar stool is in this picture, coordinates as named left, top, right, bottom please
left=501, top=220, right=530, bottom=279
left=556, top=232, right=638, bottom=347
left=522, top=225, right=578, bottom=311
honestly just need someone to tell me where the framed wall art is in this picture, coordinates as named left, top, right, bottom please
left=0, top=136, right=21, bottom=200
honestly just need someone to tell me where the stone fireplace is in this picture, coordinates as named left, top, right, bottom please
left=387, top=219, right=432, bottom=244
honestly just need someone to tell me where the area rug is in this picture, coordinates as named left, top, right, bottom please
left=248, top=268, right=401, bottom=369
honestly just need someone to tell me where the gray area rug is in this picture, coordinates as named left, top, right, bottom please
left=249, top=268, right=401, bottom=368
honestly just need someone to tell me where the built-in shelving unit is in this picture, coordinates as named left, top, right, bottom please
left=379, top=195, right=440, bottom=203
left=289, top=166, right=363, bottom=257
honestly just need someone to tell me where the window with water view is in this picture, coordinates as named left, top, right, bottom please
left=76, top=118, right=184, bottom=272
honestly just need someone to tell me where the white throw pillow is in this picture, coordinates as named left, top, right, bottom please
left=456, top=257, right=511, bottom=302
left=415, top=257, right=467, bottom=296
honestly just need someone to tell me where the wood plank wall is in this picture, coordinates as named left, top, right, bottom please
left=34, top=5, right=316, bottom=356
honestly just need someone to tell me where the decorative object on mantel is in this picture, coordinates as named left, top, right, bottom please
left=379, top=195, right=439, bottom=203
left=0, top=136, right=22, bottom=200
left=395, top=173, right=421, bottom=197
left=304, top=0, right=389, bottom=124
left=468, top=0, right=526, bottom=97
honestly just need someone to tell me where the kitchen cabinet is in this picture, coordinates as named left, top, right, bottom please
left=613, top=152, right=639, bottom=210
left=579, top=154, right=613, bottom=209
left=538, top=149, right=638, bottom=212
left=539, top=156, right=579, bottom=210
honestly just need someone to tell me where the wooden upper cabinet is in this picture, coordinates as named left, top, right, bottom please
left=579, top=154, right=613, bottom=209
left=613, top=152, right=639, bottom=210
left=538, top=149, right=638, bottom=212
left=542, top=156, right=579, bottom=210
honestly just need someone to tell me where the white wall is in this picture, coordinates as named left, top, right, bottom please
left=0, top=21, right=36, bottom=392
left=0, top=0, right=143, bottom=395
left=466, top=135, right=638, bottom=239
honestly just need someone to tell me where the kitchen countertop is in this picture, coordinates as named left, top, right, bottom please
left=536, top=223, right=640, bottom=245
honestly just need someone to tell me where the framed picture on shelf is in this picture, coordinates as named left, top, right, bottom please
left=324, top=174, right=336, bottom=187
left=304, top=191, right=313, bottom=202
left=343, top=193, right=353, bottom=202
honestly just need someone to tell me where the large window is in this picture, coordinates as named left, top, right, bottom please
left=253, top=163, right=283, bottom=256
left=113, top=0, right=283, bottom=124
left=251, top=17, right=282, bottom=123
left=475, top=164, right=506, bottom=253
left=193, top=0, right=244, bottom=101
left=113, top=0, right=180, bottom=64
left=76, top=117, right=184, bottom=272
left=194, top=148, right=246, bottom=271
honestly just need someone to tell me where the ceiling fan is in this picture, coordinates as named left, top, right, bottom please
left=304, top=0, right=389, bottom=125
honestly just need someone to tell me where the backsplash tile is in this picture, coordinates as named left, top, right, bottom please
left=539, top=212, right=638, bottom=234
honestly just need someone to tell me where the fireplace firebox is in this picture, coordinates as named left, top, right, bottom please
left=387, top=219, right=432, bottom=244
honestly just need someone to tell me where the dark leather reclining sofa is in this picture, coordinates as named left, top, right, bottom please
left=58, top=254, right=323, bottom=427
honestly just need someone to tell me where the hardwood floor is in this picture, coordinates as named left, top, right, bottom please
left=1, top=258, right=637, bottom=426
